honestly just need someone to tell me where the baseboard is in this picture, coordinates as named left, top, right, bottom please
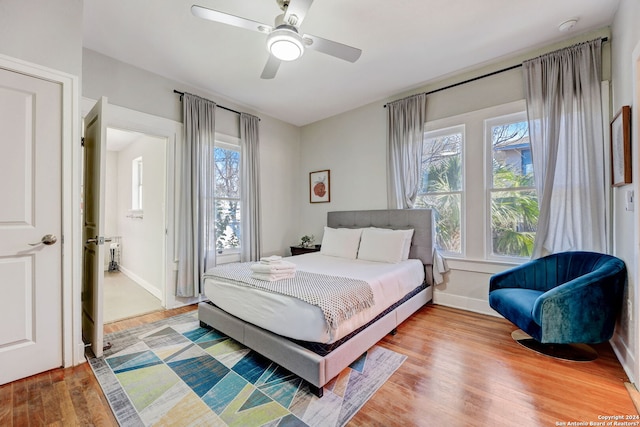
left=75, top=342, right=87, bottom=366
left=611, top=331, right=637, bottom=386
left=625, top=383, right=640, bottom=414
left=117, top=266, right=163, bottom=300
left=433, top=290, right=499, bottom=317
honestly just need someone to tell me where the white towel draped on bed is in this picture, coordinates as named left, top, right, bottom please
left=203, top=262, right=374, bottom=331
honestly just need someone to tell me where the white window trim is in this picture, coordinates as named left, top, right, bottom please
left=424, top=100, right=531, bottom=263
left=421, top=124, right=466, bottom=257
left=214, top=132, right=241, bottom=261
left=131, top=156, right=143, bottom=212
left=484, top=110, right=535, bottom=262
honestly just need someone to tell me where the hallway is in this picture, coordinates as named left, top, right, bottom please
left=103, top=271, right=162, bottom=323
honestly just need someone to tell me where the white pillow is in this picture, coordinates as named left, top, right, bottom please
left=399, top=229, right=415, bottom=260
left=357, top=228, right=414, bottom=263
left=367, top=227, right=414, bottom=260
left=320, top=227, right=363, bottom=259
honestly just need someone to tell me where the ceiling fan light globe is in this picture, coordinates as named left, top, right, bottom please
left=267, top=29, right=304, bottom=61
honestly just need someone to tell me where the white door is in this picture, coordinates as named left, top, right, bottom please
left=82, top=97, right=107, bottom=358
left=0, top=67, right=63, bottom=385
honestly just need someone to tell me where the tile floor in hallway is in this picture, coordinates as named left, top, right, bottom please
left=103, top=271, right=163, bottom=323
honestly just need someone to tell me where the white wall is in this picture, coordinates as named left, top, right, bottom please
left=0, top=0, right=82, bottom=77
left=115, top=135, right=166, bottom=297
left=300, top=102, right=388, bottom=241
left=611, top=0, right=640, bottom=385
left=259, top=117, right=303, bottom=256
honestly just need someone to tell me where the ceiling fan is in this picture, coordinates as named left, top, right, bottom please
left=191, top=0, right=362, bottom=79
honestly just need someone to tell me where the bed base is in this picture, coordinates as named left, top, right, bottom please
left=198, top=285, right=432, bottom=397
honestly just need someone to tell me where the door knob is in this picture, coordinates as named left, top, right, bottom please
left=29, top=234, right=57, bottom=246
left=86, top=236, right=105, bottom=245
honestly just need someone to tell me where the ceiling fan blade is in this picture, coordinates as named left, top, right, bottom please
left=303, top=34, right=362, bottom=63
left=283, top=0, right=314, bottom=27
left=191, top=5, right=272, bottom=33
left=260, top=55, right=282, bottom=79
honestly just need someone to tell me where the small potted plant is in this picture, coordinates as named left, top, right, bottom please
left=300, top=235, right=314, bottom=248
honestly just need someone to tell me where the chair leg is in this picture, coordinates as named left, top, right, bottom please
left=511, top=330, right=598, bottom=362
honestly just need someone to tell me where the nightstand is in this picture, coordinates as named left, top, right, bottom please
left=290, top=244, right=321, bottom=256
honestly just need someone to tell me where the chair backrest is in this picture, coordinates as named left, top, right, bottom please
left=536, top=251, right=625, bottom=292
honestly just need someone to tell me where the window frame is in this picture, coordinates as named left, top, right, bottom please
left=418, top=124, right=466, bottom=257
left=213, top=134, right=241, bottom=258
left=420, top=100, right=533, bottom=265
left=484, top=110, right=537, bottom=262
left=130, top=156, right=143, bottom=213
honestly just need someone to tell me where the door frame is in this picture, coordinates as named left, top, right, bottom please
left=0, top=54, right=82, bottom=367
left=81, top=98, right=182, bottom=311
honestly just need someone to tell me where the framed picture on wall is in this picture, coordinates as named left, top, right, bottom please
left=310, top=170, right=330, bottom=203
left=611, top=105, right=631, bottom=186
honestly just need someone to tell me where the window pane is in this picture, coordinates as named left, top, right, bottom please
left=215, top=200, right=241, bottom=251
left=131, top=157, right=143, bottom=210
left=214, top=147, right=240, bottom=198
left=419, top=128, right=463, bottom=255
left=421, top=132, right=462, bottom=192
left=415, top=194, right=461, bottom=254
left=490, top=189, right=538, bottom=257
left=491, top=121, right=533, bottom=188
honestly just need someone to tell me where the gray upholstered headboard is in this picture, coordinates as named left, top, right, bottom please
left=327, top=209, right=434, bottom=266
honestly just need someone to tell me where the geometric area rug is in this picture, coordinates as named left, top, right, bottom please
left=88, top=312, right=406, bottom=427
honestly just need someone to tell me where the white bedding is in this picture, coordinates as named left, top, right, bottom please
left=203, top=252, right=425, bottom=344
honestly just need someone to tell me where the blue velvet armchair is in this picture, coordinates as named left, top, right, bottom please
left=489, top=251, right=626, bottom=344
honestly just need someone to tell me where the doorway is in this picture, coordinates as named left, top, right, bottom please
left=103, top=127, right=167, bottom=322
left=81, top=97, right=181, bottom=354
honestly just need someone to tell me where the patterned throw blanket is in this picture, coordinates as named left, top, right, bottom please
left=203, top=262, right=375, bottom=331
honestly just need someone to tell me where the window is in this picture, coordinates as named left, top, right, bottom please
left=487, top=113, right=538, bottom=258
left=418, top=101, right=534, bottom=262
left=213, top=141, right=241, bottom=253
left=131, top=156, right=143, bottom=211
left=415, top=126, right=464, bottom=254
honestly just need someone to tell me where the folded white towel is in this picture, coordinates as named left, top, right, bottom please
left=251, top=271, right=295, bottom=282
left=260, top=255, right=282, bottom=264
left=250, top=260, right=296, bottom=274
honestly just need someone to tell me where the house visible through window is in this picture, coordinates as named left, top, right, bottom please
left=214, top=141, right=241, bottom=253
left=415, top=126, right=464, bottom=254
left=487, top=112, right=538, bottom=258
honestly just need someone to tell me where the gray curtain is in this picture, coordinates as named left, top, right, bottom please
left=523, top=39, right=606, bottom=258
left=240, top=113, right=261, bottom=262
left=386, top=93, right=449, bottom=284
left=176, top=93, right=217, bottom=297
left=387, top=93, right=428, bottom=208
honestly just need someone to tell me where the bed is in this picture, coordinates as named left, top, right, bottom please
left=198, top=208, right=434, bottom=397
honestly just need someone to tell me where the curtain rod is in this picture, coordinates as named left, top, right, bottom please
left=384, top=36, right=608, bottom=108
left=173, top=90, right=260, bottom=120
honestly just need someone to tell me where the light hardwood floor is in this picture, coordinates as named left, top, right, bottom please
left=0, top=304, right=636, bottom=426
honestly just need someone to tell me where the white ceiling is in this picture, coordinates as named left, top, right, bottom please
left=106, top=128, right=145, bottom=151
left=83, top=0, right=620, bottom=127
